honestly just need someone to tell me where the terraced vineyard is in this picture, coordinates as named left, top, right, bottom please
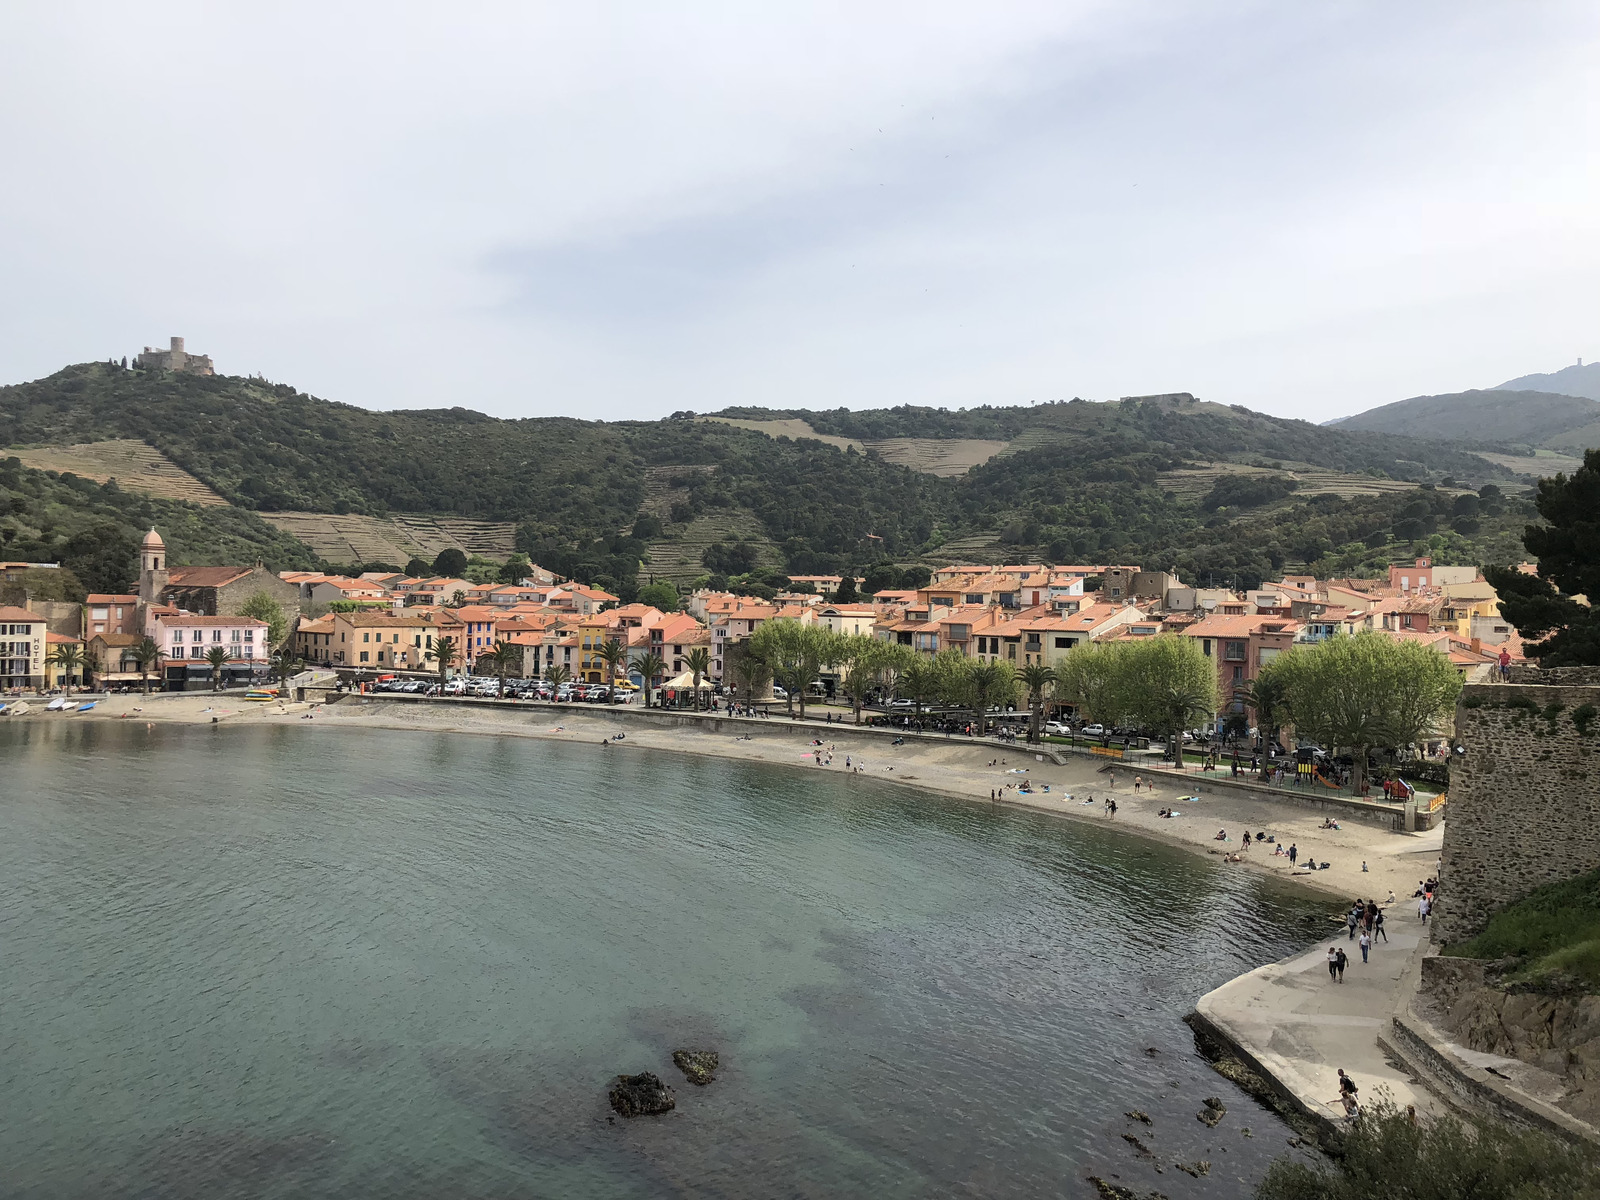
left=642, top=510, right=783, bottom=584
left=1157, top=461, right=1430, bottom=504
left=259, top=512, right=517, bottom=566
left=864, top=438, right=1009, bottom=477
left=697, top=416, right=860, bottom=452
left=8, top=439, right=229, bottom=505
left=637, top=463, right=718, bottom=519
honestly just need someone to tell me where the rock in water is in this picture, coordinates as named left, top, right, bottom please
left=1125, top=1109, right=1152, bottom=1125
left=1197, top=1095, right=1226, bottom=1127
left=672, top=1049, right=719, bottom=1086
left=609, top=1072, right=676, bottom=1117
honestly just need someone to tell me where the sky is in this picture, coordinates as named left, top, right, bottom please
left=2, top=1, right=1596, bottom=422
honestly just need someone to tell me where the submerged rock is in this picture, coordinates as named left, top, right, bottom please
left=1197, top=1097, right=1226, bottom=1127
left=1125, top=1109, right=1152, bottom=1125
left=1174, top=1160, right=1211, bottom=1178
left=1120, top=1133, right=1154, bottom=1158
left=671, top=1049, right=719, bottom=1086
left=608, top=1072, right=676, bottom=1117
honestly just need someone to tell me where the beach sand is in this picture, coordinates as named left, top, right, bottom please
left=58, top=691, right=1440, bottom=909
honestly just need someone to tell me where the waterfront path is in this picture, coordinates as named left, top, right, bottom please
left=1196, top=914, right=1440, bottom=1127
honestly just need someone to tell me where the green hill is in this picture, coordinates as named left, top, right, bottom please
left=1497, top=361, right=1600, bottom=403
left=1331, top=388, right=1600, bottom=453
left=0, top=363, right=1540, bottom=595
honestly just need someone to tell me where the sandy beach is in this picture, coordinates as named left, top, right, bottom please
left=50, top=691, right=1442, bottom=910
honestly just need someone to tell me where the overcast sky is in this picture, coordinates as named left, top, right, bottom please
left=2, top=2, right=1596, bottom=422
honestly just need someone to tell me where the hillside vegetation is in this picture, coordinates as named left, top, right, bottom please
left=0, top=362, right=1547, bottom=592
left=1453, top=866, right=1600, bottom=991
left=0, top=456, right=319, bottom=594
left=1332, top=388, right=1600, bottom=453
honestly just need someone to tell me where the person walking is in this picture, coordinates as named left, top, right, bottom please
left=1418, top=894, right=1430, bottom=923
left=1327, top=946, right=1339, bottom=982
left=1358, top=930, right=1371, bottom=963
left=1375, top=908, right=1388, bottom=942
left=1335, top=947, right=1348, bottom=982
left=1337, top=1069, right=1360, bottom=1115
left=1347, top=907, right=1360, bottom=940
left=1288, top=843, right=1298, bottom=865
left=1108, top=799, right=1117, bottom=819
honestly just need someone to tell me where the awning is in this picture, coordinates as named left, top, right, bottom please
left=663, top=671, right=713, bottom=690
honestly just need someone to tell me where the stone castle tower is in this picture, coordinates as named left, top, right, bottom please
left=135, top=336, right=214, bottom=376
left=138, top=528, right=169, bottom=605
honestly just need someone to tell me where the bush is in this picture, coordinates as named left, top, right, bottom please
left=1257, top=1098, right=1600, bottom=1199
left=1450, top=865, right=1600, bottom=990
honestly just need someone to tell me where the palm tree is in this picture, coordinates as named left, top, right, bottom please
left=544, top=663, right=571, bottom=690
left=898, top=657, right=936, bottom=717
left=1018, top=663, right=1057, bottom=744
left=487, top=639, right=520, bottom=698
left=632, top=652, right=666, bottom=708
left=434, top=635, right=459, bottom=692
left=48, top=642, right=85, bottom=696
left=597, top=638, right=628, bottom=691
left=204, top=645, right=230, bottom=691
left=271, top=646, right=303, bottom=688
left=683, top=646, right=712, bottom=711
left=966, top=660, right=1008, bottom=736
left=130, top=636, right=163, bottom=696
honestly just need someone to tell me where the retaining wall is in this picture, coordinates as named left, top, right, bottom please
left=1434, top=679, right=1600, bottom=945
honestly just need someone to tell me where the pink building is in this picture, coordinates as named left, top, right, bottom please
left=152, top=612, right=270, bottom=690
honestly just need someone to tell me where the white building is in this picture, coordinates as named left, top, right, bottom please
left=0, top=605, right=46, bottom=689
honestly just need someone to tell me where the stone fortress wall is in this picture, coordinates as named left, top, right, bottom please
left=1434, top=666, right=1600, bottom=945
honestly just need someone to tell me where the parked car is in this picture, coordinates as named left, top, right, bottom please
left=1044, top=720, right=1070, bottom=736
left=772, top=686, right=788, bottom=698
left=1080, top=723, right=1106, bottom=737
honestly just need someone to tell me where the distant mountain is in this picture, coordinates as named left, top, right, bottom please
left=1331, top=389, right=1600, bottom=455
left=1496, top=361, right=1600, bottom=402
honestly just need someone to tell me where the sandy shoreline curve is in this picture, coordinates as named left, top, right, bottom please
left=36, top=690, right=1441, bottom=910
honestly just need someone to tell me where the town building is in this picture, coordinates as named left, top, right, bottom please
left=0, top=605, right=46, bottom=689
left=151, top=613, right=270, bottom=690
left=87, top=593, right=139, bottom=636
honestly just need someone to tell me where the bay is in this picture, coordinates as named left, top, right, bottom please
left=0, top=722, right=1325, bottom=1198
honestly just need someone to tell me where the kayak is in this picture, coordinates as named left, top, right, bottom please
left=76, top=701, right=97, bottom=712
left=46, top=697, right=69, bottom=711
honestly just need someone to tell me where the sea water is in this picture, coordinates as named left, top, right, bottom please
left=0, top=721, right=1327, bottom=1198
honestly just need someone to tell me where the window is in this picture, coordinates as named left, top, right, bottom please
left=360, top=651, right=370, bottom=662
left=1224, top=640, right=1247, bottom=662
left=363, top=632, right=371, bottom=643
left=1231, top=666, right=1244, bottom=681
left=192, top=630, right=203, bottom=642
left=1054, top=637, right=1070, bottom=649
left=1110, top=587, right=1122, bottom=598
left=190, top=646, right=204, bottom=659
left=243, top=630, right=253, bottom=641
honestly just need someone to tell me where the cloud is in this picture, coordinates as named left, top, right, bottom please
left=0, top=1, right=1595, bottom=421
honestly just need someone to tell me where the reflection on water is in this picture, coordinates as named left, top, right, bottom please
left=0, top=722, right=1324, bottom=1198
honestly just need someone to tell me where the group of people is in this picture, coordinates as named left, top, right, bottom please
left=1345, top=898, right=1387, bottom=961
left=1414, top=877, right=1440, bottom=923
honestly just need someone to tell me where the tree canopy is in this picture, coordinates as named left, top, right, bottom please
left=1255, top=632, right=1461, bottom=787
left=1485, top=448, right=1600, bottom=665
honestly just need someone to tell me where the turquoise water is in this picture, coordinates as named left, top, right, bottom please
left=0, top=722, right=1325, bottom=1198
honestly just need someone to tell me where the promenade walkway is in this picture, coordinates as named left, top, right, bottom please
left=1195, top=912, right=1441, bottom=1127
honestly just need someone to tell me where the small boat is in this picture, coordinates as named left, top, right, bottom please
left=45, top=697, right=69, bottom=711
left=0, top=703, right=8, bottom=715
left=9, top=701, right=31, bottom=716
left=76, top=701, right=97, bottom=712
left=245, top=689, right=279, bottom=702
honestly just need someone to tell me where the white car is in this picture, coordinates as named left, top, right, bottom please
left=772, top=686, right=788, bottom=698
left=1044, top=721, right=1070, bottom=736
left=1080, top=723, right=1106, bottom=737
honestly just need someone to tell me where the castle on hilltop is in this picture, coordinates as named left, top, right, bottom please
left=135, top=336, right=213, bottom=376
